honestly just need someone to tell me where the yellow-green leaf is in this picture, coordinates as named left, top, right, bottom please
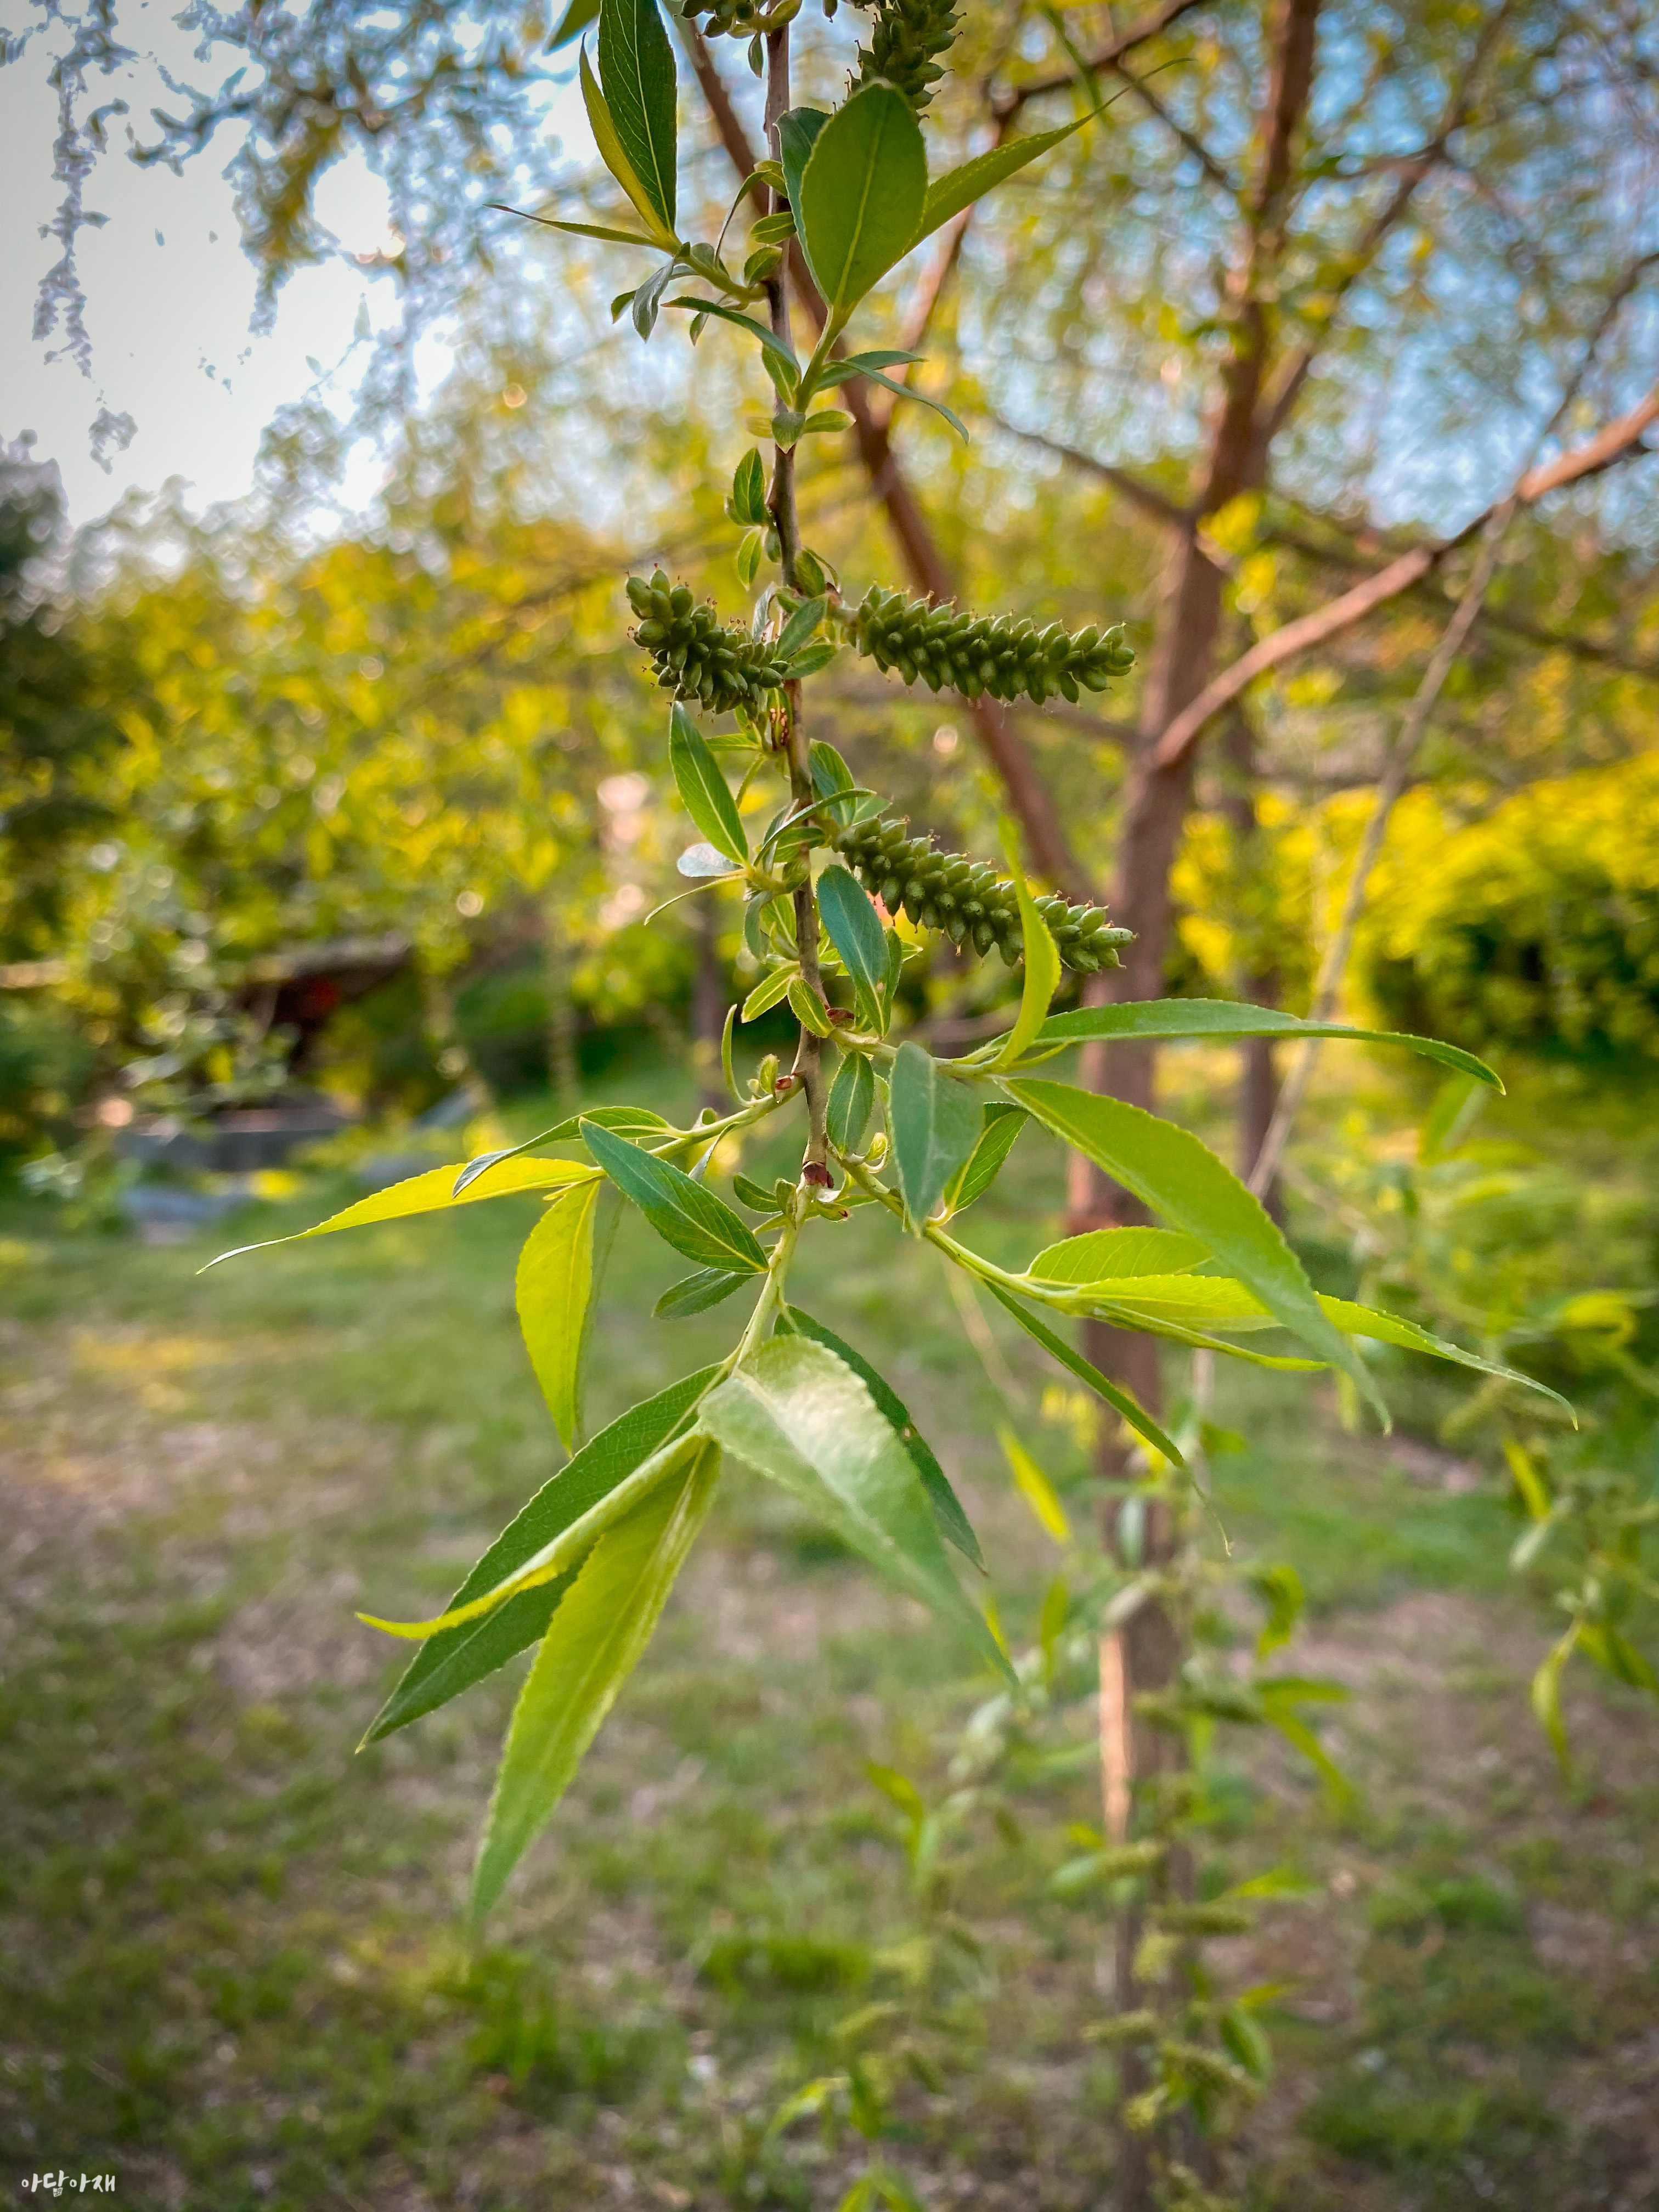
left=998, top=1427, right=1070, bottom=1543
left=991, top=819, right=1062, bottom=1070
left=516, top=1178, right=605, bottom=1449
left=205, top=1157, right=597, bottom=1268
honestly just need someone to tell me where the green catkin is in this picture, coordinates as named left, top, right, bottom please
left=679, top=0, right=852, bottom=37
left=833, top=809, right=1132, bottom=973
left=626, top=571, right=790, bottom=714
left=850, top=0, right=960, bottom=109
left=840, top=584, right=1137, bottom=707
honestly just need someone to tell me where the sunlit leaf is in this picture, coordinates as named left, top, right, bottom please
left=698, top=1334, right=1008, bottom=1677
left=784, top=1306, right=984, bottom=1570
left=990, top=820, right=1061, bottom=1070
left=1029, top=1227, right=1207, bottom=1281
left=471, top=1440, right=719, bottom=1918
left=579, top=44, right=676, bottom=247
left=1008, top=1080, right=1387, bottom=1419
left=596, top=0, right=678, bottom=236
left=777, top=104, right=830, bottom=215
left=515, top=1177, right=607, bottom=1449
left=998, top=1427, right=1070, bottom=1543
left=915, top=118, right=1085, bottom=245
left=1018, top=999, right=1501, bottom=1088
left=361, top=1368, right=716, bottom=1745
left=205, top=1157, right=597, bottom=1268
left=452, top=1105, right=669, bottom=1195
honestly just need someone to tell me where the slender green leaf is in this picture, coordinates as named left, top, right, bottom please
left=493, top=206, right=661, bottom=247
left=982, top=1280, right=1183, bottom=1465
left=787, top=977, right=834, bottom=1036
left=785, top=638, right=837, bottom=678
left=1030, top=1227, right=1207, bottom=1281
left=991, top=820, right=1061, bottom=1069
left=854, top=364, right=969, bottom=441
left=664, top=296, right=799, bottom=388
left=654, top=1266, right=752, bottom=1317
left=452, top=1104, right=669, bottom=1195
left=826, top=1051, right=876, bottom=1152
left=817, top=864, right=887, bottom=1029
left=796, top=86, right=927, bottom=325
left=742, top=963, right=799, bottom=1021
left=597, top=0, right=677, bottom=234
left=579, top=44, right=676, bottom=245
left=1531, top=1626, right=1579, bottom=1769
left=784, top=1306, right=985, bottom=1571
left=670, top=702, right=747, bottom=862
left=1008, top=1080, right=1387, bottom=1418
left=720, top=1002, right=738, bottom=1101
left=916, top=119, right=1084, bottom=244
left=1020, top=999, right=1501, bottom=1088
left=1321, top=1296, right=1575, bottom=1416
left=583, top=1116, right=767, bottom=1272
left=999, top=1427, right=1070, bottom=1543
left=777, top=105, right=830, bottom=213
left=471, top=1441, right=719, bottom=1917
left=698, top=1335, right=1007, bottom=1677
left=731, top=445, right=768, bottom=523
left=515, top=1178, right=605, bottom=1449
left=549, top=0, right=600, bottom=48
left=206, top=1157, right=597, bottom=1268
left=361, top=1369, right=716, bottom=1745
left=943, top=1103, right=1026, bottom=1215
left=774, top=593, right=826, bottom=661
left=888, top=1040, right=981, bottom=1231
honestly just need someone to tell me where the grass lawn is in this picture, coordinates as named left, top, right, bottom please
left=3, top=1053, right=1657, bottom=2210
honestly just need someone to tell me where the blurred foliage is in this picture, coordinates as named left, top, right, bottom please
left=1357, top=759, right=1659, bottom=1062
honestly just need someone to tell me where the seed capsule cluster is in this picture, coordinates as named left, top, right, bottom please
left=626, top=572, right=790, bottom=714
left=834, top=811, right=1132, bottom=971
left=851, top=0, right=960, bottom=109
left=842, top=585, right=1136, bottom=705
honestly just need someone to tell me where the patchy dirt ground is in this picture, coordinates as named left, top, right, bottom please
left=2, top=1201, right=1656, bottom=2212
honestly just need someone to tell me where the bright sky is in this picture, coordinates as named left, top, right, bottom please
left=1, top=26, right=582, bottom=529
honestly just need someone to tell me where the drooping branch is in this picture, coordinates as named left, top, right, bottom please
left=991, top=0, right=1212, bottom=122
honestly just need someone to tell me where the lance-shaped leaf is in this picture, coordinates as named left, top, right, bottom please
left=991, top=821, right=1061, bottom=1070
left=360, top=1368, right=717, bottom=1746
left=698, top=1335, right=1007, bottom=1677
left=516, top=1178, right=607, bottom=1450
left=670, top=703, right=747, bottom=863
left=784, top=1306, right=984, bottom=1571
left=981, top=1280, right=1183, bottom=1466
left=817, top=864, right=887, bottom=1029
left=888, top=1040, right=981, bottom=1231
left=778, top=105, right=830, bottom=212
left=915, top=118, right=1087, bottom=245
left=579, top=45, right=676, bottom=247
left=943, top=1103, right=1026, bottom=1215
left=1000, top=1427, right=1070, bottom=1544
left=774, top=594, right=827, bottom=661
left=1018, top=998, right=1500, bottom=1088
left=826, top=1051, right=876, bottom=1152
left=1008, top=1080, right=1387, bottom=1420
left=654, top=1266, right=752, bottom=1317
left=664, top=297, right=799, bottom=391
left=797, top=86, right=927, bottom=330
left=1030, top=1227, right=1207, bottom=1280
left=453, top=1104, right=670, bottom=1197
left=597, top=0, right=678, bottom=236
left=206, top=1156, right=597, bottom=1267
left=742, top=963, right=799, bottom=1021
left=471, top=1440, right=720, bottom=1918
left=583, top=1116, right=766, bottom=1273
left=549, top=0, right=600, bottom=49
